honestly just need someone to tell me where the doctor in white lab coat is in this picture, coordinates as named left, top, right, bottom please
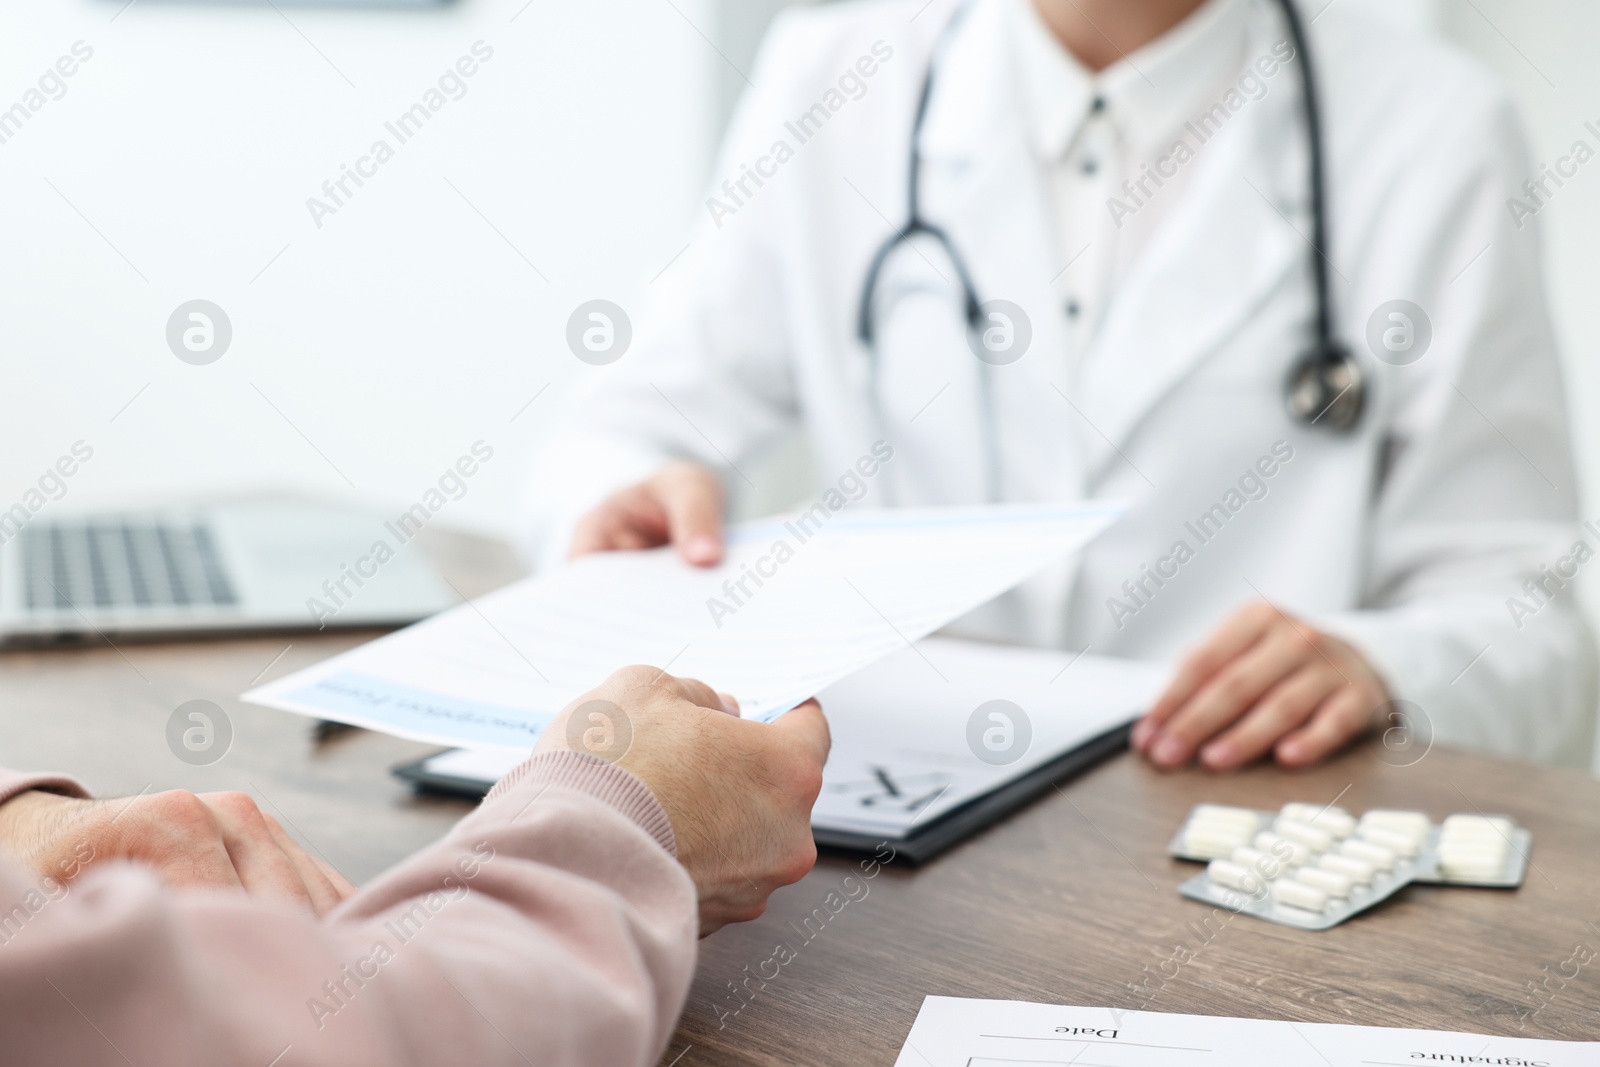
left=525, top=0, right=1596, bottom=769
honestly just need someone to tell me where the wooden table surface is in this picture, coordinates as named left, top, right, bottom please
left=3, top=529, right=1597, bottom=1066
left=677, top=744, right=1600, bottom=1065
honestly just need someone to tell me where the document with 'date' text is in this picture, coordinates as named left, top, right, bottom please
left=897, top=997, right=1596, bottom=1066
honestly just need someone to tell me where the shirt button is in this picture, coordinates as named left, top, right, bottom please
left=1090, top=94, right=1107, bottom=114
left=1065, top=299, right=1081, bottom=318
left=1080, top=158, right=1099, bottom=176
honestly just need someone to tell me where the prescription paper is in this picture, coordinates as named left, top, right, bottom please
left=242, top=504, right=1123, bottom=749
left=396, top=638, right=1166, bottom=835
left=896, top=996, right=1596, bottom=1066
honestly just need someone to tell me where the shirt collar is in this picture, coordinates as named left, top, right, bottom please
left=1005, top=0, right=1252, bottom=160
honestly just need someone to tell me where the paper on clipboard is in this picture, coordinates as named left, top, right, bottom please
left=811, top=638, right=1165, bottom=838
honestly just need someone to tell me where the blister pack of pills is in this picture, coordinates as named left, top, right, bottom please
left=1167, top=803, right=1531, bottom=930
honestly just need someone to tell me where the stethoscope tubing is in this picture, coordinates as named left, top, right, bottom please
left=856, top=0, right=1360, bottom=505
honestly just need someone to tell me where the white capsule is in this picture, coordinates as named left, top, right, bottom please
left=1438, top=842, right=1509, bottom=881
left=1360, top=808, right=1430, bottom=837
left=1318, top=852, right=1374, bottom=885
left=1271, top=878, right=1328, bottom=912
left=1207, top=859, right=1264, bottom=894
left=1281, top=803, right=1356, bottom=838
left=1357, top=811, right=1429, bottom=854
left=1438, top=817, right=1512, bottom=881
left=1359, top=824, right=1420, bottom=858
left=1254, top=830, right=1311, bottom=867
left=1440, top=814, right=1514, bottom=843
left=1181, top=807, right=1262, bottom=858
left=1293, top=866, right=1352, bottom=898
left=1274, top=817, right=1334, bottom=853
left=1183, top=825, right=1255, bottom=859
left=1231, top=846, right=1287, bottom=881
left=1340, top=838, right=1396, bottom=871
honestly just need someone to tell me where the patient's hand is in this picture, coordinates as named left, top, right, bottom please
left=0, top=787, right=356, bottom=914
left=538, top=666, right=830, bottom=936
left=1132, top=600, right=1390, bottom=771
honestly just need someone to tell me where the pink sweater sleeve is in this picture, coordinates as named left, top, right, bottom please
left=0, top=767, right=90, bottom=806
left=0, top=752, right=697, bottom=1066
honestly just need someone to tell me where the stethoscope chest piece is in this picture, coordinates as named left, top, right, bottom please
left=1285, top=342, right=1364, bottom=432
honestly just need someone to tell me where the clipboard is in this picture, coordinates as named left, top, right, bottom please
left=810, top=720, right=1133, bottom=862
left=393, top=640, right=1163, bottom=864
left=391, top=721, right=1132, bottom=864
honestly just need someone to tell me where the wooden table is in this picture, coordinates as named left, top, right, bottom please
left=3, top=529, right=1597, bottom=1065
left=677, top=744, right=1600, bottom=1064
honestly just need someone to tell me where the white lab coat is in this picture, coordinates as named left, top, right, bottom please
left=526, top=0, right=1596, bottom=763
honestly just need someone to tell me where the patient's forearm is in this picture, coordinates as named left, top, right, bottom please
left=0, top=752, right=697, bottom=1067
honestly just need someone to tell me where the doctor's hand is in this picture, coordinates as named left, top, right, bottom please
left=568, top=460, right=725, bottom=567
left=1131, top=601, right=1390, bottom=771
left=536, top=666, right=830, bottom=937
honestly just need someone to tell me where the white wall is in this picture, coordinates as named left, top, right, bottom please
left=1440, top=0, right=1600, bottom=531
left=5, top=0, right=1588, bottom=539
left=2, top=0, right=1455, bottom=537
left=7, top=0, right=1599, bottom=766
left=0, top=0, right=719, bottom=533
left=1434, top=0, right=1600, bottom=771
left=13, top=0, right=1588, bottom=530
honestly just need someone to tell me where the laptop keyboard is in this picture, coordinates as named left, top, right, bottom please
left=19, top=520, right=239, bottom=613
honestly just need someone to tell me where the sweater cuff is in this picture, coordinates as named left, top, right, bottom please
left=0, top=769, right=91, bottom=808
left=486, top=751, right=677, bottom=858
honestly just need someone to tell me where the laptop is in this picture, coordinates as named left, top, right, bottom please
left=0, top=498, right=456, bottom=645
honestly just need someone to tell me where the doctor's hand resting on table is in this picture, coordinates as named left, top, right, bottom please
left=1130, top=602, right=1390, bottom=770
left=569, top=464, right=1390, bottom=771
left=0, top=668, right=827, bottom=1065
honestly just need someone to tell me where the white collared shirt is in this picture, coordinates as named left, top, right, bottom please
left=1001, top=0, right=1253, bottom=361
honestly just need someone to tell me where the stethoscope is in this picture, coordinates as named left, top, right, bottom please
left=856, top=0, right=1365, bottom=503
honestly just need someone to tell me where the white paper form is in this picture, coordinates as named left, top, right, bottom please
left=895, top=997, right=1596, bottom=1067
left=812, top=639, right=1166, bottom=838
left=396, top=638, right=1167, bottom=828
left=242, top=504, right=1123, bottom=749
